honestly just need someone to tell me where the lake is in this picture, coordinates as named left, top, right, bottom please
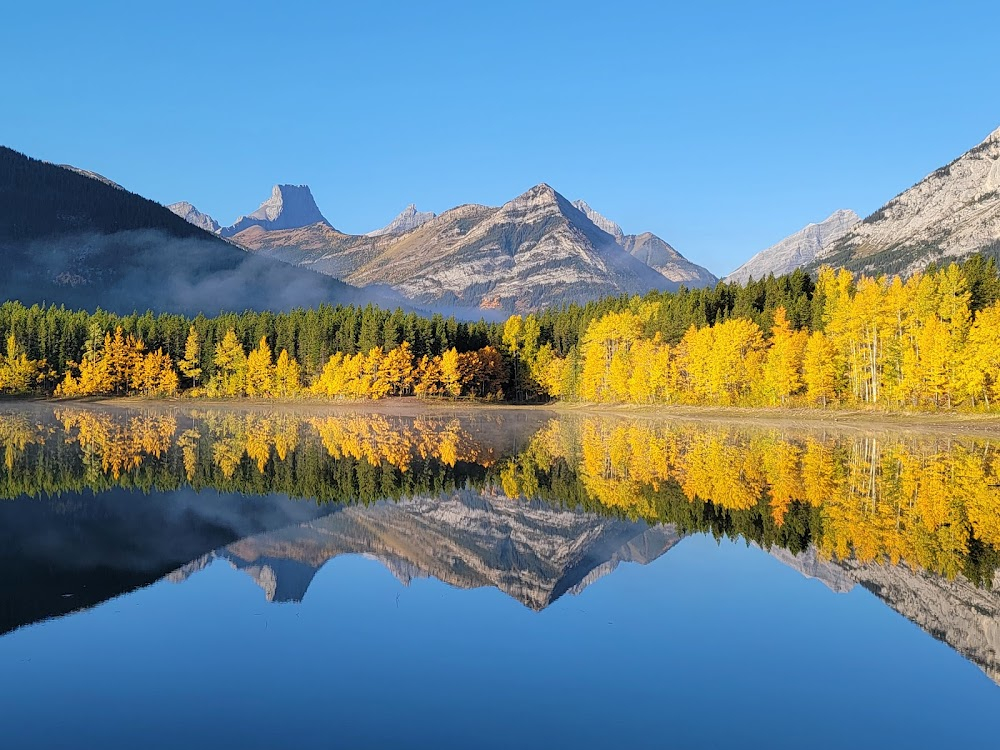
left=0, top=402, right=997, bottom=748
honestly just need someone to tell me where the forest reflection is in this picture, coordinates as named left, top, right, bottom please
left=3, top=406, right=999, bottom=584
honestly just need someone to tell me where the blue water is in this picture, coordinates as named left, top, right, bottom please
left=2, top=533, right=994, bottom=750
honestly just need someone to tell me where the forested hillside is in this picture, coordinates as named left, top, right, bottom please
left=0, top=147, right=387, bottom=314
left=0, top=147, right=209, bottom=242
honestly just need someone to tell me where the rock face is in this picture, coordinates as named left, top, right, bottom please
left=175, top=489, right=681, bottom=610
left=845, top=560, right=1000, bottom=686
left=232, top=184, right=716, bottom=312
left=167, top=201, right=221, bottom=234
left=771, top=544, right=1000, bottom=687
left=725, top=209, right=860, bottom=284
left=366, top=204, right=435, bottom=236
left=622, top=231, right=719, bottom=286
left=571, top=199, right=718, bottom=287
left=815, top=125, right=1000, bottom=275
left=220, top=184, right=331, bottom=237
left=572, top=199, right=625, bottom=241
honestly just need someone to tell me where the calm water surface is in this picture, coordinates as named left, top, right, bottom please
left=0, top=403, right=997, bottom=748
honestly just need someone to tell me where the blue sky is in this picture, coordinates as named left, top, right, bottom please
left=5, top=0, right=999, bottom=274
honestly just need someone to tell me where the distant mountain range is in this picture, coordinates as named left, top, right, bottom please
left=727, top=125, right=1000, bottom=281
left=724, top=209, right=860, bottom=284
left=816, top=125, right=1000, bottom=275
left=7, top=122, right=1000, bottom=318
left=170, top=490, right=681, bottom=611
left=170, top=183, right=717, bottom=312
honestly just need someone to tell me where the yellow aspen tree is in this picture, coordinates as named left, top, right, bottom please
left=213, top=329, right=247, bottom=396
left=362, top=348, right=388, bottom=399
left=802, top=331, right=837, bottom=407
left=676, top=324, right=713, bottom=403
left=439, top=348, right=468, bottom=398
left=273, top=350, right=302, bottom=397
left=0, top=334, right=45, bottom=394
left=579, top=310, right=643, bottom=402
left=381, top=342, right=415, bottom=396
left=961, top=301, right=1000, bottom=407
left=817, top=266, right=855, bottom=403
left=414, top=355, right=443, bottom=398
left=245, top=337, right=275, bottom=397
left=179, top=326, right=202, bottom=389
left=311, top=353, right=345, bottom=397
left=762, top=307, right=807, bottom=405
left=919, top=316, right=952, bottom=408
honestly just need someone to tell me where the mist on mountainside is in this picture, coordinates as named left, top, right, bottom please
left=0, top=230, right=408, bottom=316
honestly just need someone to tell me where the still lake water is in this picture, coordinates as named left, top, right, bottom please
left=0, top=403, right=998, bottom=748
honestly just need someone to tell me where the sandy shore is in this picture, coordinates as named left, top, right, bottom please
left=17, top=396, right=1000, bottom=438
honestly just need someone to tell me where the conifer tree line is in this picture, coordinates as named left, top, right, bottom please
left=0, top=256, right=998, bottom=408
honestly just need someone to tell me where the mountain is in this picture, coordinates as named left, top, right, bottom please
left=572, top=199, right=624, bottom=241
left=725, top=209, right=859, bottom=284
left=347, top=184, right=686, bottom=310
left=0, top=484, right=334, bottom=636
left=56, top=164, right=124, bottom=190
left=167, top=201, right=221, bottom=233
left=571, top=199, right=718, bottom=287
left=0, top=146, right=388, bottom=314
left=229, top=184, right=714, bottom=311
left=770, top=544, right=1000, bottom=687
left=172, top=489, right=681, bottom=610
left=622, top=232, right=719, bottom=286
left=366, top=204, right=435, bottom=236
left=814, top=125, right=1000, bottom=275
left=220, top=184, right=331, bottom=237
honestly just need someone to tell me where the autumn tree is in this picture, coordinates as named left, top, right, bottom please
left=179, top=326, right=202, bottom=389
left=245, top=337, right=275, bottom=397
left=273, top=350, right=302, bottom=397
left=212, top=329, right=247, bottom=397
left=760, top=307, right=807, bottom=405
left=0, top=334, right=45, bottom=394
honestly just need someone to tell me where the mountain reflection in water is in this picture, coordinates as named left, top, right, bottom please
left=0, top=403, right=999, bottom=686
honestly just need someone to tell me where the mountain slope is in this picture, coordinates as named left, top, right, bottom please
left=771, top=543, right=1000, bottom=687
left=220, top=184, right=331, bottom=237
left=571, top=199, right=717, bottom=286
left=172, top=490, right=681, bottom=610
left=232, top=184, right=711, bottom=311
left=815, top=126, right=1000, bottom=275
left=168, top=201, right=221, bottom=233
left=347, top=184, right=683, bottom=310
left=725, top=209, right=859, bottom=283
left=366, top=204, right=435, bottom=236
left=622, top=232, right=718, bottom=286
left=572, top=199, right=624, bottom=241
left=0, top=146, right=387, bottom=314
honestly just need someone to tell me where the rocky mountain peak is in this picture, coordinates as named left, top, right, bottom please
left=572, top=199, right=625, bottom=241
left=815, top=128, right=1000, bottom=274
left=221, top=184, right=331, bottom=237
left=167, top=201, right=221, bottom=234
left=366, top=203, right=436, bottom=237
left=725, top=209, right=860, bottom=284
left=512, top=183, right=562, bottom=208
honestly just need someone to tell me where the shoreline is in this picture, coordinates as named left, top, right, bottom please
left=8, top=396, right=1000, bottom=437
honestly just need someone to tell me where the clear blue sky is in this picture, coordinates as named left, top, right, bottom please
left=5, top=0, right=999, bottom=274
